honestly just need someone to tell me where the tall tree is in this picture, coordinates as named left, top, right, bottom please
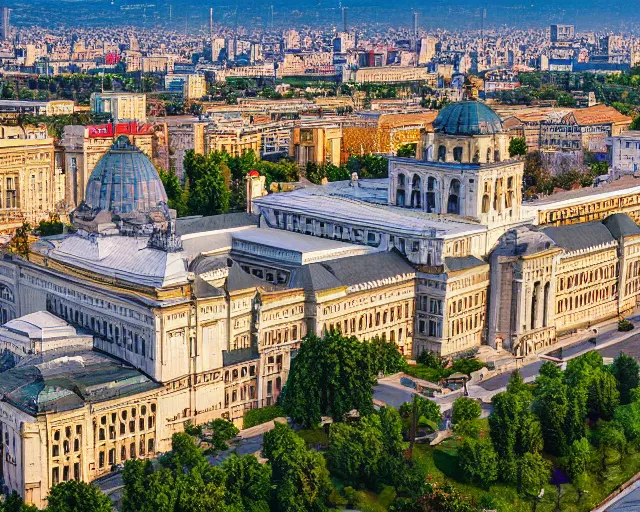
left=46, top=481, right=112, bottom=512
left=588, top=371, right=620, bottom=421
left=457, top=438, right=499, bottom=489
left=612, top=353, right=640, bottom=405
left=508, top=137, right=528, bottom=157
left=281, top=332, right=379, bottom=427
left=533, top=375, right=568, bottom=455
left=263, top=423, right=332, bottom=512
left=221, top=454, right=271, bottom=511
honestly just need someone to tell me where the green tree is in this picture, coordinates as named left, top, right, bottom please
left=222, top=454, right=271, bottom=511
left=396, top=143, right=416, bottom=158
left=595, top=422, right=626, bottom=470
left=533, top=374, right=568, bottom=455
left=565, top=438, right=592, bottom=480
left=508, top=137, right=528, bottom=157
left=159, top=168, right=188, bottom=217
left=9, top=222, right=31, bottom=260
left=451, top=397, right=481, bottom=425
left=588, top=371, right=620, bottom=421
left=46, top=481, right=112, bottom=512
left=630, top=115, right=640, bottom=130
left=328, top=415, right=384, bottom=486
left=161, top=432, right=208, bottom=473
left=1, top=493, right=38, bottom=512
left=122, top=459, right=153, bottom=512
left=613, top=400, right=640, bottom=441
left=457, top=438, right=499, bottom=489
left=205, top=418, right=239, bottom=452
left=516, top=452, right=551, bottom=498
left=281, top=332, right=377, bottom=427
left=612, top=353, right=640, bottom=405
left=368, top=336, right=408, bottom=375
left=263, top=423, right=332, bottom=512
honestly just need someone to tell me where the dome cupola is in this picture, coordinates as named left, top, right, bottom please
left=85, top=136, right=168, bottom=215
left=433, top=101, right=503, bottom=136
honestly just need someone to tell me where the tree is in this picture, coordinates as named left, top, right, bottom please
left=328, top=415, right=384, bottom=486
left=508, top=137, right=528, bottom=157
left=565, top=438, right=592, bottom=480
left=533, top=375, right=568, bottom=455
left=205, top=418, right=239, bottom=452
left=281, top=332, right=378, bottom=427
left=368, top=336, right=408, bottom=375
left=451, top=397, right=481, bottom=425
left=613, top=400, right=640, bottom=441
left=612, top=353, right=640, bottom=405
left=122, top=459, right=153, bottom=512
left=516, top=452, right=551, bottom=498
left=1, top=492, right=38, bottom=512
left=222, top=454, right=271, bottom=511
left=159, top=168, right=188, bottom=217
left=37, top=214, right=65, bottom=236
left=46, top=481, right=112, bottom=512
left=263, top=423, right=332, bottom=512
left=588, top=370, right=620, bottom=421
left=396, top=144, right=416, bottom=158
left=595, top=422, right=626, bottom=470
left=9, top=222, right=31, bottom=260
left=630, top=115, right=640, bottom=130
left=457, top=438, right=498, bottom=489
left=161, top=432, right=207, bottom=473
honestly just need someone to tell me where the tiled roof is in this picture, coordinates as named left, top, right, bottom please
left=571, top=104, right=632, bottom=126
left=541, top=221, right=616, bottom=252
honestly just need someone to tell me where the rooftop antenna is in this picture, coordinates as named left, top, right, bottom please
left=480, top=7, right=486, bottom=68
left=342, top=6, right=347, bottom=32
left=209, top=7, right=213, bottom=40
left=413, top=11, right=418, bottom=39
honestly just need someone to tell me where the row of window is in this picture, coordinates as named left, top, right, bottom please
left=556, top=285, right=616, bottom=314
left=449, top=312, right=485, bottom=337
left=558, top=264, right=617, bottom=291
left=97, top=438, right=155, bottom=470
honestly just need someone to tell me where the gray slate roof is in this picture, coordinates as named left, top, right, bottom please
left=541, top=221, right=616, bottom=252
left=602, top=213, right=640, bottom=240
left=444, top=256, right=488, bottom=272
left=289, top=251, right=415, bottom=291
left=176, top=213, right=259, bottom=236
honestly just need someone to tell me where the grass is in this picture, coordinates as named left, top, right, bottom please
left=411, top=418, right=640, bottom=511
left=297, top=427, right=329, bottom=448
left=405, top=364, right=447, bottom=383
left=242, top=405, right=286, bottom=429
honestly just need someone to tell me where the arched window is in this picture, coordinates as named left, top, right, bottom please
left=437, top=145, right=446, bottom=162
left=453, top=146, right=463, bottom=162
left=397, top=173, right=405, bottom=187
left=426, top=176, right=437, bottom=213
left=396, top=189, right=405, bottom=207
left=486, top=148, right=492, bottom=163
left=494, top=150, right=500, bottom=162
left=543, top=283, right=550, bottom=327
left=411, top=175, right=421, bottom=208
left=447, top=179, right=461, bottom=215
left=531, top=282, right=540, bottom=329
left=481, top=194, right=490, bottom=213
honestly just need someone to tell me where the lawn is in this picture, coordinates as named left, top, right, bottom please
left=296, top=427, right=329, bottom=449
left=412, top=418, right=640, bottom=511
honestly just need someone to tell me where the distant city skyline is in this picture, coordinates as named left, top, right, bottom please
left=5, top=0, right=640, bottom=32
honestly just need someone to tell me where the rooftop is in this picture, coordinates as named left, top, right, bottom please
left=433, top=101, right=503, bottom=136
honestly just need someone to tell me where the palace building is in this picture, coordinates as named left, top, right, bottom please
left=0, top=136, right=416, bottom=508
left=3, top=101, right=640, bottom=507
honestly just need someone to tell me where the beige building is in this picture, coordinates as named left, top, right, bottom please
left=0, top=125, right=56, bottom=231
left=290, top=125, right=342, bottom=167
left=90, top=93, right=147, bottom=123
left=348, top=66, right=437, bottom=84
left=0, top=139, right=417, bottom=508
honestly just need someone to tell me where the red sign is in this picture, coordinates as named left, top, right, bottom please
left=115, top=122, right=154, bottom=136
left=87, top=124, right=114, bottom=138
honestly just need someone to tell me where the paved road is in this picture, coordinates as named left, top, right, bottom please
left=373, top=381, right=415, bottom=408
left=479, top=360, right=544, bottom=391
left=598, top=332, right=640, bottom=359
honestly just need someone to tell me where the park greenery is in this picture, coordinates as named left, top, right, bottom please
left=303, top=154, right=389, bottom=185
left=405, top=350, right=486, bottom=383
left=160, top=150, right=387, bottom=217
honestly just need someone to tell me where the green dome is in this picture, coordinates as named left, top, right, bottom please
left=433, top=101, right=503, bottom=136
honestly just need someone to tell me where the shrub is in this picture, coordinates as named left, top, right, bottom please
left=243, top=405, right=286, bottom=429
left=618, top=319, right=634, bottom=332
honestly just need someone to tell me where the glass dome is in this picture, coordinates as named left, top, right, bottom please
left=433, top=101, right=503, bottom=136
left=85, top=136, right=168, bottom=215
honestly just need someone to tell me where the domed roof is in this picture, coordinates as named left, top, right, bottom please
left=85, top=136, right=168, bottom=215
left=433, top=101, right=503, bottom=136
